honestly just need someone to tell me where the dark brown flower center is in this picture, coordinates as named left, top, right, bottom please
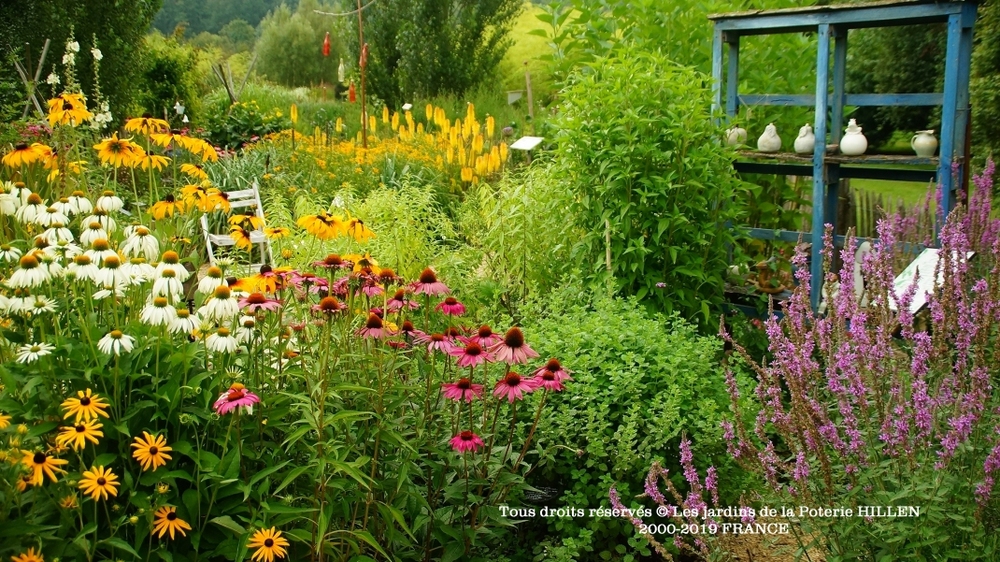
left=80, top=397, right=91, bottom=406
left=444, top=297, right=459, bottom=306
left=164, top=193, right=176, bottom=203
left=542, top=372, right=555, bottom=381
left=76, top=425, right=86, bottom=433
left=504, top=374, right=522, bottom=387
left=247, top=293, right=267, bottom=305
left=319, top=296, right=340, bottom=311
left=324, top=254, right=343, bottom=266
left=149, top=446, right=159, bottom=455
left=545, top=358, right=562, bottom=372
left=457, top=378, right=472, bottom=390
left=264, top=538, right=275, bottom=547
left=430, top=333, right=445, bottom=342
left=167, top=512, right=177, bottom=521
left=366, top=314, right=383, bottom=329
left=460, top=431, right=475, bottom=441
left=504, top=328, right=524, bottom=348
left=464, top=343, right=483, bottom=356
left=259, top=264, right=273, bottom=275
left=97, top=477, right=106, bottom=486
left=418, top=268, right=437, bottom=284
left=33, top=452, right=46, bottom=464
left=62, top=101, right=73, bottom=111
left=15, top=142, right=28, bottom=150
left=401, top=320, right=415, bottom=333
left=478, top=326, right=493, bottom=338
left=392, top=289, right=406, bottom=300
left=445, top=327, right=461, bottom=338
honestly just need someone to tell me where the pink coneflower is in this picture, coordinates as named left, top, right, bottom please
left=378, top=268, right=400, bottom=287
left=213, top=383, right=260, bottom=415
left=313, top=253, right=352, bottom=270
left=466, top=325, right=502, bottom=348
left=435, top=297, right=466, bottom=316
left=449, top=341, right=492, bottom=368
left=386, top=340, right=409, bottom=349
left=311, top=295, right=346, bottom=314
left=489, top=327, right=540, bottom=365
left=239, top=292, right=282, bottom=313
left=410, top=267, right=449, bottom=296
left=360, top=280, right=383, bottom=298
left=415, top=332, right=459, bottom=354
left=450, top=430, right=484, bottom=453
left=289, top=271, right=328, bottom=293
left=441, top=378, right=485, bottom=402
left=530, top=359, right=572, bottom=392
left=387, top=289, right=419, bottom=312
left=357, top=313, right=392, bottom=338
left=493, top=371, right=535, bottom=402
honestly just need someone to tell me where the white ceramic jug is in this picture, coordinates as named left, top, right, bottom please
left=911, top=130, right=938, bottom=157
left=793, top=123, right=815, bottom=154
left=757, top=123, right=781, bottom=153
left=725, top=126, right=747, bottom=147
left=840, top=119, right=868, bottom=156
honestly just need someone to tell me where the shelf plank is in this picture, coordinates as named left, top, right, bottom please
left=738, top=93, right=942, bottom=107
left=735, top=150, right=940, bottom=166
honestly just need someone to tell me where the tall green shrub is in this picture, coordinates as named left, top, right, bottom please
left=137, top=32, right=202, bottom=120
left=552, top=49, right=747, bottom=326
left=256, top=0, right=345, bottom=88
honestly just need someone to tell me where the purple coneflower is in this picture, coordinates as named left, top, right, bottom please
left=450, top=430, right=484, bottom=453
left=415, top=332, right=459, bottom=354
left=387, top=289, right=419, bottom=311
left=311, top=295, right=346, bottom=314
left=466, top=325, right=502, bottom=348
left=489, top=327, right=540, bottom=365
left=240, top=292, right=282, bottom=313
left=493, top=371, right=535, bottom=402
left=530, top=359, right=572, bottom=392
left=410, top=267, right=449, bottom=296
left=449, top=341, right=491, bottom=368
left=436, top=297, right=466, bottom=316
left=441, top=378, right=484, bottom=402
left=213, top=383, right=260, bottom=415
left=313, top=253, right=353, bottom=270
left=357, top=313, right=392, bottom=339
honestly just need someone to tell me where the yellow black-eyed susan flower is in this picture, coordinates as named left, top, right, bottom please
left=78, top=465, right=119, bottom=501
left=152, top=506, right=192, bottom=539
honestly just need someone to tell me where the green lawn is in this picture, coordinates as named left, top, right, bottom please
left=849, top=177, right=935, bottom=208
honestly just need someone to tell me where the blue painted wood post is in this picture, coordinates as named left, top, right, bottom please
left=938, top=13, right=963, bottom=228
left=712, top=28, right=724, bottom=118
left=831, top=27, right=847, bottom=145
left=954, top=4, right=975, bottom=202
left=811, top=24, right=831, bottom=311
left=726, top=34, right=740, bottom=119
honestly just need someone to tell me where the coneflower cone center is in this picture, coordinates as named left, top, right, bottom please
left=265, top=539, right=275, bottom=547
left=457, top=378, right=472, bottom=390
left=247, top=293, right=266, bottom=304
left=149, top=447, right=158, bottom=455
left=465, top=344, right=482, bottom=356
left=478, top=326, right=493, bottom=338
left=80, top=397, right=91, bottom=406
left=366, top=315, right=383, bottom=329
left=505, top=374, right=522, bottom=386
left=97, top=477, right=106, bottom=486
left=504, top=328, right=524, bottom=348
left=76, top=425, right=86, bottom=433
left=167, top=512, right=177, bottom=521
left=418, top=268, right=437, bottom=283
left=460, top=431, right=475, bottom=440
left=33, top=453, right=46, bottom=464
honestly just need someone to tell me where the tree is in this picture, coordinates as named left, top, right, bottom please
left=348, top=0, right=523, bottom=108
left=972, top=0, right=1000, bottom=160
left=256, top=1, right=345, bottom=88
left=0, top=0, right=162, bottom=125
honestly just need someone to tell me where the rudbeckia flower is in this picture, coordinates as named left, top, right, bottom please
left=94, top=133, right=141, bottom=168
left=125, top=114, right=169, bottom=135
left=180, top=163, right=208, bottom=181
left=131, top=431, right=173, bottom=471
left=229, top=225, right=254, bottom=251
left=248, top=527, right=290, bottom=562
left=345, top=215, right=375, bottom=242
left=297, top=211, right=345, bottom=240
left=152, top=506, right=192, bottom=539
left=149, top=194, right=186, bottom=220
left=61, top=389, right=111, bottom=422
left=10, top=547, right=45, bottom=562
left=264, top=227, right=290, bottom=239
left=47, top=92, right=93, bottom=127
left=2, top=142, right=44, bottom=167
left=56, top=420, right=104, bottom=450
left=78, top=465, right=119, bottom=501
left=21, top=450, right=69, bottom=485
left=139, top=154, right=171, bottom=171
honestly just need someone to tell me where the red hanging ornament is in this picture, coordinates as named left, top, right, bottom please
left=322, top=32, right=331, bottom=57
left=348, top=82, right=356, bottom=103
left=360, top=43, right=369, bottom=69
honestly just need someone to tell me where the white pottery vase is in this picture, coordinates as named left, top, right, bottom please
left=793, top=123, right=815, bottom=154
left=840, top=119, right=868, bottom=156
left=725, top=126, right=747, bottom=147
left=911, top=130, right=938, bottom=157
left=757, top=123, right=781, bottom=153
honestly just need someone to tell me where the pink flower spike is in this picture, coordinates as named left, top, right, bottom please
left=532, top=358, right=572, bottom=383
left=449, top=341, right=492, bottom=368
left=435, top=297, right=466, bottom=316
left=489, top=327, right=540, bottom=365
left=213, top=383, right=261, bottom=415
left=493, top=371, right=535, bottom=402
left=450, top=430, right=484, bottom=453
left=411, top=267, right=449, bottom=296
left=441, top=378, right=485, bottom=402
left=239, top=292, right=282, bottom=313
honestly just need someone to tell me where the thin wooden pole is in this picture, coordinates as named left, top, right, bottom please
left=357, top=0, right=368, bottom=149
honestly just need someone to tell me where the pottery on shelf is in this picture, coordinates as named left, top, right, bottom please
left=793, top=123, right=815, bottom=154
left=725, top=126, right=747, bottom=147
left=911, top=130, right=938, bottom=157
left=840, top=119, right=868, bottom=156
left=757, top=123, right=781, bottom=153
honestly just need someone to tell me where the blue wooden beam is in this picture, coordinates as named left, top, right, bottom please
left=939, top=12, right=962, bottom=227
left=711, top=2, right=966, bottom=35
left=711, top=27, right=723, bottom=118
left=831, top=27, right=848, bottom=145
left=737, top=93, right=942, bottom=107
left=726, top=35, right=740, bottom=119
left=811, top=23, right=831, bottom=311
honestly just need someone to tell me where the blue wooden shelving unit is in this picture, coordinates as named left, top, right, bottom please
left=709, top=0, right=977, bottom=310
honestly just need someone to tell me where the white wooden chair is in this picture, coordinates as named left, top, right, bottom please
left=200, top=179, right=272, bottom=270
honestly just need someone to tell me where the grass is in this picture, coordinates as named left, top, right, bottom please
left=848, top=177, right=935, bottom=208
left=498, top=3, right=555, bottom=103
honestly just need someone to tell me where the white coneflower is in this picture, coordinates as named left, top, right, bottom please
left=38, top=223, right=75, bottom=245
left=205, top=327, right=238, bottom=353
left=15, top=342, right=55, bottom=363
left=0, top=295, right=9, bottom=315
left=95, top=190, right=124, bottom=213
left=0, top=244, right=23, bottom=262
left=52, top=197, right=74, bottom=216
left=197, top=266, right=225, bottom=295
left=68, top=254, right=100, bottom=283
left=6, top=253, right=51, bottom=288
left=0, top=192, right=16, bottom=215
left=234, top=316, right=256, bottom=344
left=79, top=221, right=108, bottom=247
left=93, top=283, right=128, bottom=300
left=81, top=209, right=116, bottom=233
left=84, top=239, right=118, bottom=266
left=97, top=329, right=135, bottom=356
left=120, top=226, right=159, bottom=260
left=141, top=296, right=177, bottom=327
left=68, top=191, right=93, bottom=215
left=169, top=307, right=201, bottom=334
left=95, top=255, right=130, bottom=288
left=39, top=253, right=64, bottom=279
left=123, top=257, right=156, bottom=283
left=34, top=206, right=69, bottom=227
left=152, top=268, right=183, bottom=298
left=24, top=295, right=57, bottom=316
left=154, top=251, right=190, bottom=283
left=15, top=193, right=46, bottom=224
left=200, top=285, right=240, bottom=323
left=9, top=183, right=32, bottom=206
left=44, top=240, right=82, bottom=261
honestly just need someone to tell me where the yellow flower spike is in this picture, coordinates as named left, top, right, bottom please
left=500, top=141, right=509, bottom=164
left=417, top=123, right=424, bottom=135
left=486, top=115, right=495, bottom=138
left=391, top=111, right=399, bottom=130
left=425, top=103, right=433, bottom=122
left=382, top=105, right=389, bottom=123
left=335, top=117, right=343, bottom=133
left=290, top=104, right=298, bottom=125
left=466, top=102, right=476, bottom=122
left=473, top=133, right=484, bottom=156
left=369, top=114, right=376, bottom=133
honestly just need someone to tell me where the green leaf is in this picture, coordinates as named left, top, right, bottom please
left=210, top=515, right=246, bottom=536
left=99, top=537, right=141, bottom=559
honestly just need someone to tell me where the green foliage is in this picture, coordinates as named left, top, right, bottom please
left=255, top=0, right=345, bottom=88
left=552, top=49, right=747, bottom=326
left=0, top=0, right=163, bottom=126
left=153, top=0, right=287, bottom=36
left=517, top=283, right=736, bottom=560
left=202, top=97, right=290, bottom=149
left=351, top=0, right=523, bottom=108
left=457, top=162, right=578, bottom=317
left=846, top=25, right=946, bottom=149
left=972, top=0, right=1000, bottom=160
left=137, top=32, right=202, bottom=121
